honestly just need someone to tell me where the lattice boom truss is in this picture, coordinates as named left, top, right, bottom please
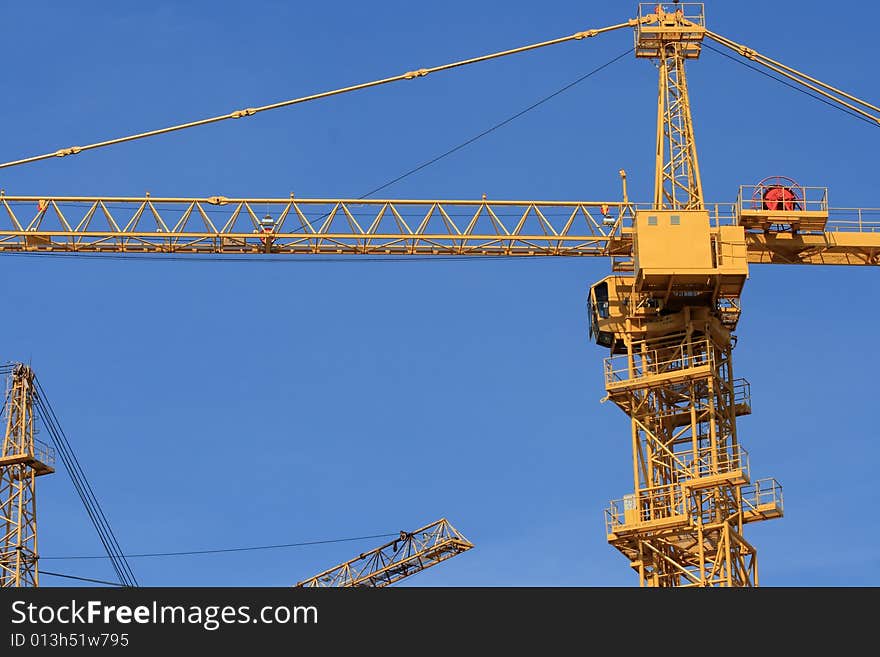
left=296, top=518, right=473, bottom=587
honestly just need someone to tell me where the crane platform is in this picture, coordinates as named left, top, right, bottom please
left=737, top=184, right=829, bottom=233
left=0, top=440, right=55, bottom=477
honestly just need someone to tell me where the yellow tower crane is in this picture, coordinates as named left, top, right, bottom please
left=295, top=518, right=473, bottom=588
left=0, top=3, right=878, bottom=587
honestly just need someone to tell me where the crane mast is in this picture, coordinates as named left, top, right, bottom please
left=650, top=5, right=704, bottom=210
left=591, top=3, right=778, bottom=586
left=0, top=365, right=55, bottom=587
left=296, top=518, right=472, bottom=587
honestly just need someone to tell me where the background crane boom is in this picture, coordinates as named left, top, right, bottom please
left=296, top=518, right=473, bottom=587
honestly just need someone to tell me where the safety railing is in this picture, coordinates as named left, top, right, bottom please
left=629, top=202, right=737, bottom=226
left=604, top=336, right=713, bottom=388
left=824, top=208, right=880, bottom=233
left=1, top=438, right=55, bottom=466
left=604, top=498, right=629, bottom=534
left=737, top=185, right=828, bottom=216
left=631, top=376, right=750, bottom=428
left=742, top=478, right=784, bottom=516
left=33, top=439, right=56, bottom=467
left=673, top=444, right=749, bottom=482
left=632, top=201, right=880, bottom=233
left=605, top=482, right=689, bottom=534
left=636, top=2, right=706, bottom=36
left=637, top=2, right=705, bottom=23
left=733, top=377, right=751, bottom=411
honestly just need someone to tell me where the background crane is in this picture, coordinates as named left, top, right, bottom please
left=0, top=364, right=138, bottom=588
left=0, top=0, right=876, bottom=584
left=0, top=362, right=468, bottom=588
left=296, top=518, right=473, bottom=587
left=0, top=364, right=52, bottom=587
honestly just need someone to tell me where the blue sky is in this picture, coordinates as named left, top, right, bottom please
left=2, top=0, right=877, bottom=587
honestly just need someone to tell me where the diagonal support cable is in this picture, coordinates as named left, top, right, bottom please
left=32, top=377, right=138, bottom=587
left=0, top=18, right=648, bottom=171
left=705, top=30, right=880, bottom=125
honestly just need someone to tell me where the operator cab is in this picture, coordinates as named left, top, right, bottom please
left=588, top=277, right=626, bottom=354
